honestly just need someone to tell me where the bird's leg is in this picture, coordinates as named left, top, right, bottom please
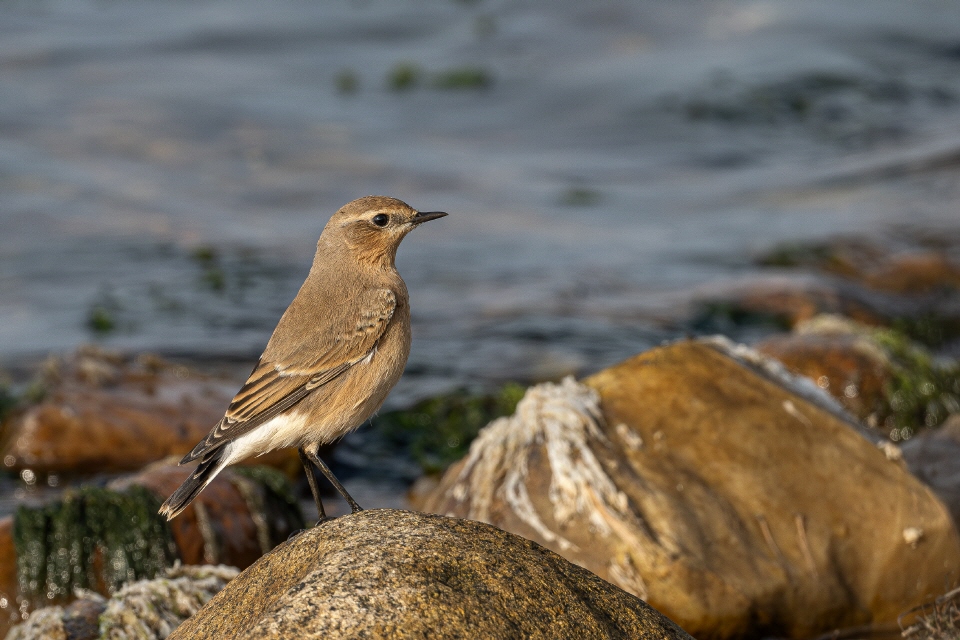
left=303, top=444, right=363, bottom=514
left=298, top=447, right=328, bottom=524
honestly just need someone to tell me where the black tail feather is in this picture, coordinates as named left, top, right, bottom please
left=158, top=452, right=225, bottom=520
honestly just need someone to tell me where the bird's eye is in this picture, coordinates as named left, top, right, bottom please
left=372, top=214, right=389, bottom=227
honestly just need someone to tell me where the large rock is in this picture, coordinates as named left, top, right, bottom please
left=111, top=461, right=304, bottom=567
left=0, top=519, right=17, bottom=634
left=1, top=347, right=298, bottom=476
left=423, top=339, right=960, bottom=639
left=169, top=509, right=693, bottom=639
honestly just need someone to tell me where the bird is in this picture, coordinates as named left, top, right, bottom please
left=159, top=196, right=447, bottom=522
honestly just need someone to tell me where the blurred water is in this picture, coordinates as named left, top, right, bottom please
left=2, top=0, right=960, bottom=405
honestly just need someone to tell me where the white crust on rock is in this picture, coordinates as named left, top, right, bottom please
left=450, top=377, right=632, bottom=551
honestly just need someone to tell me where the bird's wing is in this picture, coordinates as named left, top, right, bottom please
left=180, top=288, right=397, bottom=463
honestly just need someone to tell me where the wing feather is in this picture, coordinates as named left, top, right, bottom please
left=180, top=288, right=397, bottom=463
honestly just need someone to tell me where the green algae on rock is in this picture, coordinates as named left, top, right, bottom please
left=372, top=383, right=525, bottom=474
left=873, top=327, right=960, bottom=438
left=169, top=509, right=692, bottom=640
left=13, top=485, right=177, bottom=610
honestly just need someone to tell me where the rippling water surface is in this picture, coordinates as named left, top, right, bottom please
left=2, top=0, right=960, bottom=405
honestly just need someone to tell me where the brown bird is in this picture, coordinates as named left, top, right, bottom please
left=159, top=196, right=446, bottom=521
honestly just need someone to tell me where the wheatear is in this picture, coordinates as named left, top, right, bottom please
left=159, top=196, right=446, bottom=521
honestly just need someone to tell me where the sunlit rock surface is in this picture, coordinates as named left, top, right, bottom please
left=423, top=339, right=960, bottom=639
left=1, top=347, right=228, bottom=475
left=5, top=564, right=237, bottom=640
left=0, top=347, right=300, bottom=476
left=169, top=509, right=692, bottom=640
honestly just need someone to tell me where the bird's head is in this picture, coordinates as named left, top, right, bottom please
left=321, top=196, right=447, bottom=267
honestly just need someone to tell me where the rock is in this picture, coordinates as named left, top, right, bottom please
left=756, top=238, right=960, bottom=295
left=690, top=274, right=893, bottom=334
left=1, top=347, right=299, bottom=476
left=61, top=597, right=105, bottom=640
left=2, top=462, right=301, bottom=629
left=111, top=461, right=304, bottom=567
left=862, top=252, right=960, bottom=296
left=750, top=238, right=960, bottom=347
left=169, top=509, right=692, bottom=640
left=901, top=415, right=960, bottom=529
left=5, top=564, right=237, bottom=640
left=759, top=315, right=960, bottom=439
left=423, top=340, right=960, bottom=639
left=0, top=518, right=18, bottom=636
left=756, top=317, right=892, bottom=422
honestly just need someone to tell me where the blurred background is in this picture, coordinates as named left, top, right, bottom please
left=2, top=1, right=960, bottom=497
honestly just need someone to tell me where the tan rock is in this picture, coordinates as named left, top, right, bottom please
left=860, top=252, right=960, bottom=295
left=0, top=347, right=299, bottom=476
left=693, top=275, right=891, bottom=330
left=423, top=340, right=960, bottom=639
left=169, top=509, right=693, bottom=640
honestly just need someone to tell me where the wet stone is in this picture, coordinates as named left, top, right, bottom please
left=61, top=597, right=106, bottom=640
left=758, top=316, right=960, bottom=439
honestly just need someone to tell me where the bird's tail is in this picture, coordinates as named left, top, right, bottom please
left=158, top=450, right=228, bottom=521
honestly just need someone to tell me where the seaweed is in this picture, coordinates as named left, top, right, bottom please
left=13, top=486, right=178, bottom=610
left=372, top=383, right=525, bottom=474
left=387, top=63, right=422, bottom=92
left=432, top=67, right=492, bottom=90
left=873, top=329, right=960, bottom=440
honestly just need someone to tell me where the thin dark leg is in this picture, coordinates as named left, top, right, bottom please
left=298, top=447, right=327, bottom=522
left=304, top=447, right=363, bottom=514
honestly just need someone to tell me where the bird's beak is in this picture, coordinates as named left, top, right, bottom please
left=411, top=211, right=448, bottom=225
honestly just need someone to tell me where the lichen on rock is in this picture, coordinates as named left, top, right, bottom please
left=167, top=509, right=691, bottom=639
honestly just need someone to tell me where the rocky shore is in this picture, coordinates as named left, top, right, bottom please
left=1, top=234, right=959, bottom=639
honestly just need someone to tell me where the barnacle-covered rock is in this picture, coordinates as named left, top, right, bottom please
left=424, top=339, right=960, bottom=639
left=5, top=564, right=237, bottom=640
